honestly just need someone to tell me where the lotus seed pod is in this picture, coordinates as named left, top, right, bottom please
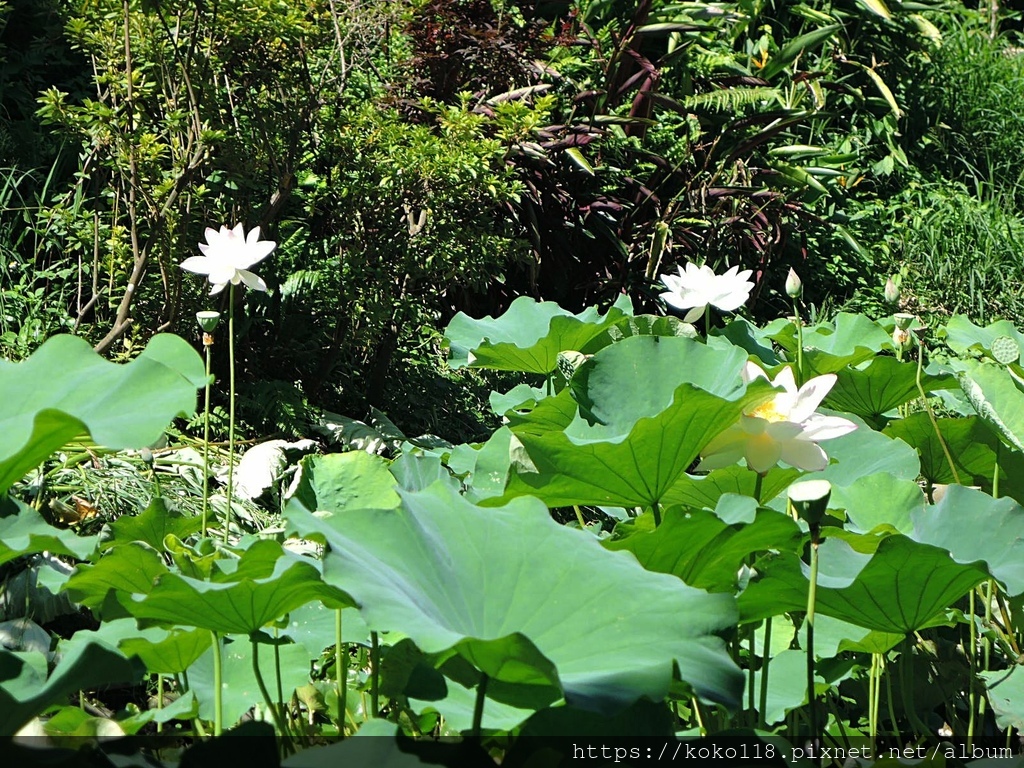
left=197, top=311, right=221, bottom=333
left=785, top=268, right=803, bottom=298
left=893, top=312, right=916, bottom=331
left=991, top=336, right=1020, bottom=365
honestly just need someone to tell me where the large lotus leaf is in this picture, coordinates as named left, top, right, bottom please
left=797, top=614, right=903, bottom=657
left=712, top=317, right=781, bottom=365
left=603, top=314, right=698, bottom=343
left=824, top=356, right=956, bottom=421
left=663, top=466, right=803, bottom=509
left=56, top=616, right=209, bottom=676
left=503, top=336, right=776, bottom=507
left=749, top=649, right=830, bottom=726
left=817, top=413, right=920, bottom=486
left=504, top=389, right=578, bottom=435
left=187, top=636, right=314, bottom=727
left=444, top=294, right=633, bottom=373
left=65, top=541, right=169, bottom=620
left=605, top=508, right=802, bottom=592
left=284, top=482, right=743, bottom=713
left=105, top=496, right=202, bottom=551
left=446, top=428, right=515, bottom=502
left=765, top=314, right=893, bottom=376
left=0, top=638, right=144, bottom=737
left=885, top=414, right=1024, bottom=503
left=389, top=453, right=459, bottom=494
left=943, top=315, right=1024, bottom=357
left=128, top=540, right=341, bottom=634
left=289, top=452, right=401, bottom=516
left=409, top=677, right=535, bottom=734
left=0, top=334, right=206, bottom=493
left=283, top=603, right=371, bottom=658
left=0, top=495, right=99, bottom=568
left=570, top=335, right=750, bottom=430
left=951, top=358, right=1024, bottom=452
left=830, top=473, right=925, bottom=534
left=505, top=381, right=773, bottom=508
left=910, top=484, right=1024, bottom=596
left=739, top=535, right=988, bottom=633
left=981, top=666, right=1024, bottom=732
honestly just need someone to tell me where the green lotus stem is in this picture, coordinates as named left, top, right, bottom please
left=224, top=283, right=236, bottom=544
left=969, top=589, right=977, bottom=749
left=758, top=617, right=772, bottom=730
left=211, top=631, right=223, bottom=736
left=915, top=337, right=960, bottom=485
left=371, top=631, right=380, bottom=717
left=885, top=656, right=898, bottom=740
left=336, top=609, right=347, bottom=738
left=704, top=305, right=712, bottom=338
left=753, top=471, right=764, bottom=505
left=651, top=499, right=662, bottom=527
left=868, top=653, right=878, bottom=748
left=691, top=696, right=706, bottom=736
left=201, top=341, right=212, bottom=537
left=793, top=302, right=804, bottom=386
left=471, top=673, right=490, bottom=743
left=157, top=674, right=164, bottom=733
left=747, top=625, right=756, bottom=720
left=251, top=635, right=294, bottom=756
left=994, top=442, right=1001, bottom=499
left=573, top=505, right=586, bottom=529
left=806, top=526, right=819, bottom=753
left=274, top=627, right=285, bottom=730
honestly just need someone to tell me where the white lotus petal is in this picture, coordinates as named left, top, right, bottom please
left=798, top=413, right=858, bottom=441
left=180, top=256, right=214, bottom=275
left=779, top=439, right=829, bottom=472
left=745, top=433, right=783, bottom=473
left=789, top=374, right=838, bottom=423
left=239, top=269, right=268, bottom=292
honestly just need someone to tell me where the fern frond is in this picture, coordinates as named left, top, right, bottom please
left=681, top=87, right=781, bottom=112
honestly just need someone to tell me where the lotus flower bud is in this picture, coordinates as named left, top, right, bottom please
left=884, top=277, right=899, bottom=306
left=785, top=268, right=802, bottom=299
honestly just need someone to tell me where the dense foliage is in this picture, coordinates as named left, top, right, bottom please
left=8, top=0, right=1024, bottom=764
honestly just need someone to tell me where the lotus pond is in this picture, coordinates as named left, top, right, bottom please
left=4, top=295, right=1024, bottom=766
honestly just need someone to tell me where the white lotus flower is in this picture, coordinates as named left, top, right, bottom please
left=181, top=223, right=276, bottom=295
left=660, top=262, right=754, bottom=323
left=698, top=361, right=857, bottom=473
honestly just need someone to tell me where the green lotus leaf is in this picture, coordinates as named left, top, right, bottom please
left=410, top=676, right=536, bottom=734
left=663, top=466, right=804, bottom=509
left=104, top=496, right=202, bottom=551
left=128, top=540, right=342, bottom=635
left=447, top=427, right=515, bottom=502
left=0, top=495, right=99, bottom=568
left=285, top=482, right=743, bottom=713
left=289, top=452, right=401, bottom=516
left=817, top=413, right=920, bottom=487
left=765, top=313, right=893, bottom=376
left=605, top=507, right=803, bottom=592
left=824, top=356, right=955, bottom=421
left=0, top=638, right=144, bottom=737
left=0, top=333, right=206, bottom=493
left=739, top=535, right=987, bottom=633
left=950, top=357, right=1024, bottom=452
left=982, top=666, right=1024, bottom=733
left=444, top=294, right=633, bottom=374
left=187, top=637, right=314, bottom=727
left=65, top=541, right=169, bottom=620
left=796, top=614, right=903, bottom=657
left=943, top=316, right=1024, bottom=358
left=749, top=649, right=830, bottom=726
left=502, top=336, right=776, bottom=508
left=829, top=473, right=925, bottom=534
left=885, top=414, right=1024, bottom=503
left=62, top=616, right=209, bottom=675
left=911, top=484, right=1024, bottom=597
